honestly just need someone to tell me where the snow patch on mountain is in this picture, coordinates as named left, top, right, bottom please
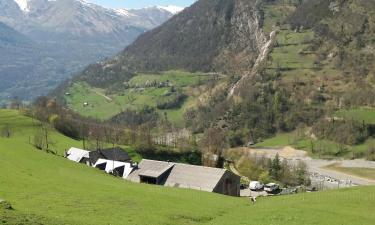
left=113, top=9, right=135, bottom=17
left=14, top=0, right=29, bottom=12
left=157, top=5, right=184, bottom=14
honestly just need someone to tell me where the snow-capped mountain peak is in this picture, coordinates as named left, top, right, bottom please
left=157, top=5, right=184, bottom=15
left=113, top=8, right=135, bottom=17
left=14, top=0, right=30, bottom=12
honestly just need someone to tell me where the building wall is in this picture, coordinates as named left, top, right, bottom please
left=213, top=171, right=240, bottom=197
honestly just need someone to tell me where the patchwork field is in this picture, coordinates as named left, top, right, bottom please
left=65, top=71, right=214, bottom=126
left=1, top=109, right=375, bottom=225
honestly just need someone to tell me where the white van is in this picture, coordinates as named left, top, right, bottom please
left=264, top=183, right=279, bottom=193
left=249, top=181, right=264, bottom=191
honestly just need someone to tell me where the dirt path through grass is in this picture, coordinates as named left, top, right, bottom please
left=93, top=90, right=112, bottom=101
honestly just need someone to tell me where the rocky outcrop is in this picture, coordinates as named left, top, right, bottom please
left=229, top=29, right=277, bottom=97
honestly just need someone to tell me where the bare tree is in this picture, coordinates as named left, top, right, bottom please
left=89, top=123, right=104, bottom=150
left=200, top=128, right=228, bottom=167
left=10, top=97, right=22, bottom=110
left=1, top=124, right=12, bottom=138
left=33, top=123, right=53, bottom=151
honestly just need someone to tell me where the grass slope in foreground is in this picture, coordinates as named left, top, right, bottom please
left=1, top=110, right=375, bottom=224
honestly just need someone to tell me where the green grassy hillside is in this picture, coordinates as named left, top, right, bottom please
left=335, top=108, right=375, bottom=124
left=254, top=132, right=375, bottom=159
left=65, top=71, right=215, bottom=125
left=1, top=109, right=375, bottom=225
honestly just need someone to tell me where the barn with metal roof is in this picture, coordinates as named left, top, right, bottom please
left=127, top=159, right=240, bottom=196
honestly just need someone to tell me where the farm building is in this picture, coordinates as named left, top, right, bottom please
left=88, top=147, right=132, bottom=165
left=93, top=159, right=134, bottom=179
left=66, top=147, right=90, bottom=164
left=127, top=159, right=240, bottom=196
left=65, top=147, right=134, bottom=178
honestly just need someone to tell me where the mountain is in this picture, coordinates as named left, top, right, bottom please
left=74, top=0, right=265, bottom=88
left=0, top=21, right=29, bottom=44
left=0, top=21, right=37, bottom=93
left=60, top=0, right=375, bottom=157
left=0, top=0, right=180, bottom=102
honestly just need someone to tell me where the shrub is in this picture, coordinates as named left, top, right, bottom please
left=366, top=146, right=375, bottom=161
left=156, top=93, right=187, bottom=110
left=313, top=119, right=368, bottom=146
left=0, top=201, right=13, bottom=210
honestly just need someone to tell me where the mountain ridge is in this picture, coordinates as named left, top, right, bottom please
left=0, top=0, right=181, bottom=102
left=73, top=0, right=265, bottom=89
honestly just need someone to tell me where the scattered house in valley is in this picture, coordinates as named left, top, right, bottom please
left=127, top=159, right=241, bottom=196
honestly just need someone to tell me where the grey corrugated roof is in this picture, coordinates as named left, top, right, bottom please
left=127, top=159, right=175, bottom=182
left=89, top=147, right=131, bottom=164
left=127, top=159, right=227, bottom=192
left=139, top=164, right=175, bottom=178
left=165, top=163, right=226, bottom=192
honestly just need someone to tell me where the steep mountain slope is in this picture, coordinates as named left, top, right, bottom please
left=75, top=0, right=266, bottom=88
left=0, top=0, right=179, bottom=102
left=0, top=21, right=29, bottom=44
left=0, top=22, right=38, bottom=93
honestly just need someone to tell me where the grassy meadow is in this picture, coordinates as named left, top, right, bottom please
left=1, top=109, right=375, bottom=225
left=65, top=71, right=213, bottom=126
left=335, top=108, right=375, bottom=124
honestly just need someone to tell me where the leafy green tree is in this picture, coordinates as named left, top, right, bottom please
left=295, top=161, right=310, bottom=186
left=259, top=170, right=272, bottom=184
left=270, top=153, right=282, bottom=180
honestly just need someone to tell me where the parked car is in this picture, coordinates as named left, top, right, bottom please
left=264, top=183, right=279, bottom=193
left=249, top=181, right=264, bottom=191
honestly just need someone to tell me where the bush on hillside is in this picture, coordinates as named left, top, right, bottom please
left=313, top=119, right=368, bottom=146
left=111, top=106, right=159, bottom=127
left=52, top=116, right=80, bottom=140
left=0, top=200, right=13, bottom=210
left=156, top=93, right=187, bottom=110
left=366, top=146, right=375, bottom=161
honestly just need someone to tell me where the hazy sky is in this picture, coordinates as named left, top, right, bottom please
left=88, top=0, right=196, bottom=9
